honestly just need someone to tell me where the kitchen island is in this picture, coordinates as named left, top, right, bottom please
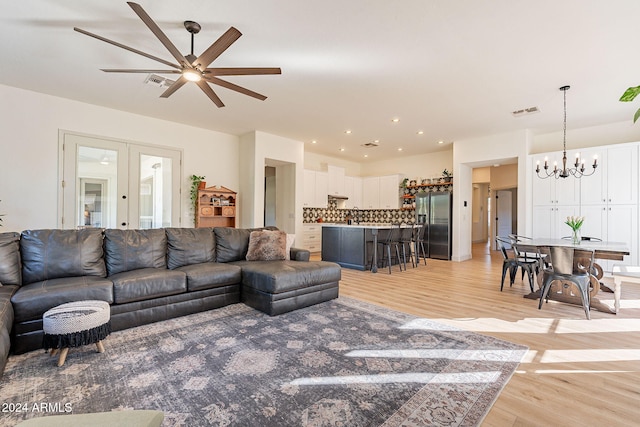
left=321, top=223, right=412, bottom=273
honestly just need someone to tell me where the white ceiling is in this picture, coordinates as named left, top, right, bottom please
left=2, top=0, right=640, bottom=162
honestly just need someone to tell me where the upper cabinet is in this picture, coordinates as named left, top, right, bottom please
left=532, top=150, right=580, bottom=206
left=579, top=143, right=638, bottom=205
left=327, top=165, right=345, bottom=196
left=379, top=174, right=402, bottom=209
left=344, top=176, right=363, bottom=209
left=362, top=176, right=380, bottom=209
left=303, top=170, right=328, bottom=208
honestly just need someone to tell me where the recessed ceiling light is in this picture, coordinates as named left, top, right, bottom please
left=345, top=130, right=352, bottom=134
left=417, top=131, right=424, bottom=135
left=364, top=154, right=368, bottom=158
left=438, top=140, right=444, bottom=144
left=398, top=148, right=403, bottom=151
left=339, top=147, right=345, bottom=152
left=391, top=118, right=400, bottom=123
left=374, top=139, right=380, bottom=143
left=311, top=140, right=317, bottom=144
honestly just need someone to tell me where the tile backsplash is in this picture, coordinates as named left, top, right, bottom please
left=303, top=199, right=415, bottom=224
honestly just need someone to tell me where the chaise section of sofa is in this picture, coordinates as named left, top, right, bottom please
left=214, top=227, right=341, bottom=316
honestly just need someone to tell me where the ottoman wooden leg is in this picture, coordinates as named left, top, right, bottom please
left=96, top=341, right=105, bottom=353
left=50, top=348, right=58, bottom=357
left=58, top=348, right=69, bottom=367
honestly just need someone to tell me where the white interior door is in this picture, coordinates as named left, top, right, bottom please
left=61, top=133, right=128, bottom=229
left=496, top=190, right=513, bottom=245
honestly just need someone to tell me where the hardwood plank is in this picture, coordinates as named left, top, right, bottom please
left=315, top=241, right=640, bottom=426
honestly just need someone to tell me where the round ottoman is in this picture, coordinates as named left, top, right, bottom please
left=43, top=300, right=111, bottom=367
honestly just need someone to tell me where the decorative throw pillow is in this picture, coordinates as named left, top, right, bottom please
left=246, top=229, right=287, bottom=261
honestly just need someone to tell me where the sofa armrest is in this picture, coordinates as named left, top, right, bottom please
left=290, top=247, right=310, bottom=262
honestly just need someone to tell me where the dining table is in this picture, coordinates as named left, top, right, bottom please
left=516, top=238, right=630, bottom=314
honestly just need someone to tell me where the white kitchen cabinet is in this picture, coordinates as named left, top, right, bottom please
left=532, top=152, right=580, bottom=206
left=302, top=170, right=328, bottom=208
left=344, top=176, right=363, bottom=209
left=532, top=205, right=579, bottom=239
left=379, top=174, right=401, bottom=209
left=301, top=224, right=322, bottom=252
left=362, top=176, right=380, bottom=209
left=607, top=144, right=638, bottom=205
left=578, top=146, right=606, bottom=205
left=314, top=171, right=328, bottom=207
left=327, top=165, right=345, bottom=196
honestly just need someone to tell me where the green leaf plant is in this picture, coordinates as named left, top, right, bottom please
left=619, top=85, right=640, bottom=123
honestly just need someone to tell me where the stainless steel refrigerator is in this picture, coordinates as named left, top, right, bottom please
left=415, top=191, right=452, bottom=260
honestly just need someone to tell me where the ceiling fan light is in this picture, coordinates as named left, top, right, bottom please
left=183, top=69, right=202, bottom=82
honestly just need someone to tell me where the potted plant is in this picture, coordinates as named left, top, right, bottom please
left=442, top=169, right=452, bottom=183
left=619, top=85, right=640, bottom=123
left=189, top=175, right=205, bottom=225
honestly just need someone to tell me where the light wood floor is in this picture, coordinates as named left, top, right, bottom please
left=314, top=242, right=640, bottom=426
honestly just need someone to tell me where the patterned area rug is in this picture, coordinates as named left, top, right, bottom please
left=1, top=297, right=527, bottom=426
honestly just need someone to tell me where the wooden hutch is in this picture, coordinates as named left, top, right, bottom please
left=196, top=185, right=237, bottom=228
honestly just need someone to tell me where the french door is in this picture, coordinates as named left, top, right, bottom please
left=60, top=131, right=182, bottom=229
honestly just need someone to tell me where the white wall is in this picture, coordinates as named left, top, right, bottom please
left=239, top=131, right=304, bottom=237
left=0, top=84, right=239, bottom=232
left=360, top=149, right=453, bottom=179
left=304, top=152, right=363, bottom=176
left=532, top=120, right=640, bottom=154
left=452, top=130, right=531, bottom=261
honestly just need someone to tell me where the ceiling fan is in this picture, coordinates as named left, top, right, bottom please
left=74, top=1, right=281, bottom=108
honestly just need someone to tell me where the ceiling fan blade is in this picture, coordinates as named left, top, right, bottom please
left=160, top=76, right=188, bottom=98
left=101, top=69, right=182, bottom=74
left=74, top=27, right=180, bottom=69
left=127, top=2, right=190, bottom=68
left=196, top=81, right=225, bottom=108
left=204, top=67, right=282, bottom=76
left=193, top=27, right=242, bottom=69
left=204, top=76, right=268, bottom=101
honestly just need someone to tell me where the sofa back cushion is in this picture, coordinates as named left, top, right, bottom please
left=104, top=229, right=167, bottom=276
left=20, top=229, right=106, bottom=285
left=214, top=227, right=278, bottom=263
left=0, top=232, right=21, bottom=286
left=166, top=227, right=215, bottom=269
left=214, top=227, right=252, bottom=263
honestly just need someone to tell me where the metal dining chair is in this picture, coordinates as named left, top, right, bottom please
left=511, top=242, right=540, bottom=292
left=538, top=246, right=595, bottom=319
left=496, top=236, right=519, bottom=291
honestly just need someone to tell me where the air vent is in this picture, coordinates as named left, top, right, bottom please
left=512, top=106, right=540, bottom=117
left=361, top=142, right=379, bottom=148
left=144, top=74, right=176, bottom=87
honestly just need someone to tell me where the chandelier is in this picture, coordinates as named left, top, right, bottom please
left=536, top=85, right=598, bottom=179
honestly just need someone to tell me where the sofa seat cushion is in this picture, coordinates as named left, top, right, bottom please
left=110, top=268, right=186, bottom=304
left=233, top=260, right=341, bottom=294
left=175, top=263, right=242, bottom=292
left=11, top=277, right=114, bottom=323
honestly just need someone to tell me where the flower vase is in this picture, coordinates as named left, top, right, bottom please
left=572, top=228, right=581, bottom=245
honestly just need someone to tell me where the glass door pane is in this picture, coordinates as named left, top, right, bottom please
left=129, top=145, right=181, bottom=229
left=138, top=154, right=173, bottom=229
